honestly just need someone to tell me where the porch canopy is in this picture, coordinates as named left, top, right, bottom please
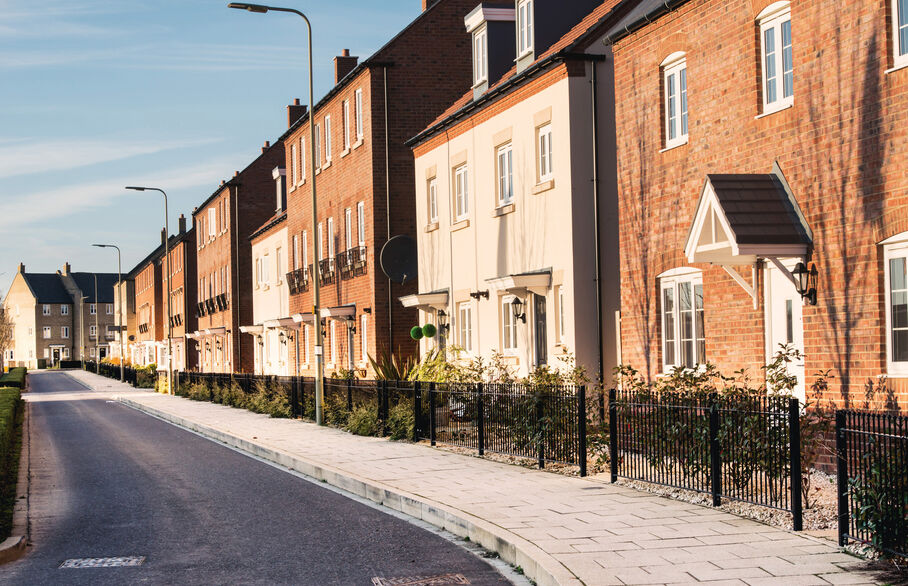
left=188, top=327, right=228, bottom=339
left=239, top=325, right=264, bottom=335
left=486, top=269, right=551, bottom=296
left=291, top=312, right=316, bottom=325
left=399, top=289, right=448, bottom=311
left=320, top=304, right=356, bottom=321
left=263, top=317, right=301, bottom=330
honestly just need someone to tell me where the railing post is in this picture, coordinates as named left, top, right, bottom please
left=536, top=393, right=545, bottom=469
left=412, top=381, right=421, bottom=442
left=836, top=410, right=848, bottom=547
left=579, top=386, right=587, bottom=477
left=377, top=380, right=384, bottom=420
left=709, top=393, right=722, bottom=507
left=788, top=397, right=803, bottom=531
left=609, top=388, right=618, bottom=483
left=477, top=383, right=485, bottom=456
left=429, top=382, right=436, bottom=446
left=347, top=378, right=353, bottom=413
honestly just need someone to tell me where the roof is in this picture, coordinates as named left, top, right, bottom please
left=125, top=230, right=195, bottom=279
left=192, top=142, right=283, bottom=217
left=249, top=211, right=287, bottom=242
left=21, top=273, right=72, bottom=304
left=70, top=272, right=119, bottom=303
left=601, top=0, right=691, bottom=45
left=707, top=174, right=810, bottom=246
left=411, top=0, right=632, bottom=146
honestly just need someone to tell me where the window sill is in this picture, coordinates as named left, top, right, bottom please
left=755, top=101, right=793, bottom=119
left=885, top=59, right=908, bottom=74
left=493, top=203, right=515, bottom=217
left=424, top=222, right=439, bottom=233
left=451, top=218, right=470, bottom=232
left=322, top=160, right=332, bottom=170
left=471, top=79, right=489, bottom=90
left=532, top=179, right=554, bottom=195
left=659, top=139, right=689, bottom=153
left=315, top=168, right=321, bottom=175
left=341, top=147, right=350, bottom=158
left=353, top=137, right=364, bottom=149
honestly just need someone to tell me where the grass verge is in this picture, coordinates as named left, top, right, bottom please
left=0, top=387, right=23, bottom=540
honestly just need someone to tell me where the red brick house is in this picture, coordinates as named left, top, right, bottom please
left=607, top=0, right=908, bottom=408
left=190, top=141, right=285, bottom=373
left=280, top=0, right=478, bottom=376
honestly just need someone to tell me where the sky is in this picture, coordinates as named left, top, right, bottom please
left=0, top=0, right=420, bottom=297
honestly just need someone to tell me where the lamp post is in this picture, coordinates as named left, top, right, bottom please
left=126, top=186, right=173, bottom=395
left=79, top=295, right=87, bottom=370
left=229, top=2, right=325, bottom=424
left=93, top=243, right=124, bottom=382
left=93, top=273, right=99, bottom=373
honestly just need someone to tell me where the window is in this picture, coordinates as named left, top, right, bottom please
left=208, top=207, right=217, bottom=239
left=884, top=235, right=908, bottom=374
left=90, top=303, right=97, bottom=315
left=43, top=304, right=50, bottom=316
left=324, top=115, right=332, bottom=162
left=90, top=325, right=98, bottom=338
left=894, top=0, right=908, bottom=67
left=61, top=304, right=69, bottom=315
left=517, top=0, right=533, bottom=56
left=327, top=217, right=335, bottom=261
left=256, top=257, right=262, bottom=287
left=342, top=100, right=351, bottom=151
left=330, top=321, right=337, bottom=365
left=106, top=304, right=113, bottom=315
left=303, top=325, right=310, bottom=365
left=360, top=314, right=368, bottom=362
left=315, top=123, right=322, bottom=167
left=44, top=348, right=50, bottom=359
left=317, top=223, right=324, bottom=260
left=302, top=230, right=309, bottom=270
left=454, top=164, right=469, bottom=221
left=62, top=326, right=69, bottom=339
left=428, top=178, right=438, bottom=223
left=355, top=89, right=364, bottom=139
left=357, top=202, right=366, bottom=245
left=459, top=302, right=473, bottom=352
left=758, top=2, right=793, bottom=114
left=262, top=254, right=270, bottom=285
left=537, top=124, right=553, bottom=182
left=473, top=28, right=488, bottom=84
left=292, top=235, right=300, bottom=270
left=660, top=271, right=705, bottom=371
left=556, top=285, right=565, bottom=342
left=662, top=53, right=688, bottom=148
left=501, top=297, right=517, bottom=351
left=497, top=143, right=514, bottom=205
left=43, top=327, right=51, bottom=339
left=300, top=137, right=306, bottom=182
left=63, top=348, right=70, bottom=359
left=290, top=143, right=298, bottom=185
left=275, top=248, right=282, bottom=283
left=345, top=208, right=353, bottom=250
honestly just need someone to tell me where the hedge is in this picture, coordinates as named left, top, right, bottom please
left=0, top=367, right=26, bottom=389
left=0, top=387, right=22, bottom=540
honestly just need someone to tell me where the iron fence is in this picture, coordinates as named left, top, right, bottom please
left=84, top=360, right=138, bottom=386
left=608, top=389, right=802, bottom=529
left=837, top=410, right=908, bottom=557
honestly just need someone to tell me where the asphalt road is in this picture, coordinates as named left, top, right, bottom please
left=0, top=371, right=512, bottom=585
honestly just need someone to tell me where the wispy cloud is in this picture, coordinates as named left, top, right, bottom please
left=0, top=137, right=221, bottom=179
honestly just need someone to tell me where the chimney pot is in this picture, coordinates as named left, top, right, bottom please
left=17, top=263, right=25, bottom=274
left=161, top=228, right=167, bottom=245
left=293, top=98, right=300, bottom=105
left=63, top=262, right=71, bottom=276
left=234, top=170, right=239, bottom=178
left=179, top=214, right=187, bottom=234
left=342, top=48, right=349, bottom=57
left=262, top=140, right=270, bottom=153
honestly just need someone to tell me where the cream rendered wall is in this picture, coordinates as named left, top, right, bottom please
left=413, top=75, right=597, bottom=378
left=250, top=225, right=289, bottom=375
left=3, top=275, right=37, bottom=369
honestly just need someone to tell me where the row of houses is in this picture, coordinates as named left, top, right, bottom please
left=7, top=0, right=907, bottom=408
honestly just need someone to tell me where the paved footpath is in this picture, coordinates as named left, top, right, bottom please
left=69, top=371, right=883, bottom=586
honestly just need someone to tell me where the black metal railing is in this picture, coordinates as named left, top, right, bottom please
left=318, top=258, right=335, bottom=285
left=287, top=267, right=311, bottom=294
left=608, top=389, right=802, bottom=529
left=337, top=246, right=367, bottom=280
left=84, top=360, right=138, bottom=386
left=837, top=409, right=908, bottom=558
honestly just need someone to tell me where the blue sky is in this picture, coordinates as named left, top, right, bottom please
left=0, top=0, right=420, bottom=295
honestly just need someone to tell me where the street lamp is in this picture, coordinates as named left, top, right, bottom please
left=126, top=185, right=173, bottom=395
left=93, top=243, right=124, bottom=382
left=229, top=2, right=325, bottom=424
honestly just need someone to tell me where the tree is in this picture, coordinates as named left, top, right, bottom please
left=0, top=308, right=12, bottom=372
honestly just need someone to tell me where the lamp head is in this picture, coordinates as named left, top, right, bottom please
left=125, top=186, right=146, bottom=191
left=792, top=262, right=809, bottom=296
left=228, top=3, right=270, bottom=12
left=92, top=244, right=107, bottom=248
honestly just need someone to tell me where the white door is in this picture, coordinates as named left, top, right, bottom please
left=764, top=261, right=805, bottom=402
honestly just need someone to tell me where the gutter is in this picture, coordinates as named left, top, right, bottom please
left=601, top=0, right=690, bottom=46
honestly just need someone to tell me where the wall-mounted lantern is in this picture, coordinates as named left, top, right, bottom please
left=511, top=297, right=526, bottom=323
left=792, top=262, right=818, bottom=306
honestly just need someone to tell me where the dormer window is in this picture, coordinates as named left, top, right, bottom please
left=517, top=0, right=533, bottom=56
left=473, top=27, right=488, bottom=85
left=272, top=167, right=286, bottom=212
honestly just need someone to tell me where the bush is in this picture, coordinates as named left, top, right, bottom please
left=0, top=368, right=26, bottom=389
left=0, top=387, right=22, bottom=540
left=186, top=382, right=212, bottom=402
left=346, top=405, right=380, bottom=436
left=323, top=394, right=351, bottom=427
left=387, top=402, right=414, bottom=440
left=135, top=364, right=157, bottom=388
left=247, top=379, right=291, bottom=418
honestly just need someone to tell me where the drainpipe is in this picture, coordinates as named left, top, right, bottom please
left=591, top=59, right=604, bottom=387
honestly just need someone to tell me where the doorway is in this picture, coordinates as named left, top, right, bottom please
left=534, top=293, right=547, bottom=367
left=764, top=261, right=805, bottom=402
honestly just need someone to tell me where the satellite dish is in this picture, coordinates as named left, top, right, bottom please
left=380, top=235, right=417, bottom=284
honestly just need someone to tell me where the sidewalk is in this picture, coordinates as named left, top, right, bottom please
left=69, top=371, right=881, bottom=586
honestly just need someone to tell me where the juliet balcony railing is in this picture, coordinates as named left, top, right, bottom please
left=337, top=245, right=367, bottom=280
left=287, top=266, right=311, bottom=295
left=318, top=258, right=335, bottom=285
left=196, top=294, right=229, bottom=318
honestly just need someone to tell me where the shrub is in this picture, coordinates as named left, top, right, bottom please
left=247, top=379, right=291, bottom=418
left=323, top=394, right=351, bottom=426
left=346, top=405, right=380, bottom=436
left=850, top=440, right=908, bottom=556
left=387, top=402, right=414, bottom=440
left=0, top=387, right=22, bottom=540
left=135, top=364, right=157, bottom=388
left=0, top=368, right=26, bottom=389
left=186, top=382, right=212, bottom=402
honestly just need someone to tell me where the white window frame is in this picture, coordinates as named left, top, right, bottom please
left=894, top=0, right=908, bottom=68
left=454, top=164, right=469, bottom=221
left=428, top=177, right=438, bottom=224
left=61, top=304, right=69, bottom=315
left=360, top=314, right=368, bottom=363
left=63, top=348, right=70, bottom=359
left=345, top=208, right=353, bottom=250
left=355, top=89, right=364, bottom=140
left=537, top=124, right=553, bottom=182
left=497, top=143, right=514, bottom=206
left=106, top=304, right=113, bottom=315
left=208, top=207, right=217, bottom=240
left=324, top=115, right=332, bottom=162
left=501, top=296, right=518, bottom=353
left=758, top=2, right=793, bottom=115
left=317, top=223, right=324, bottom=261
left=275, top=247, right=282, bottom=284
left=315, top=123, right=322, bottom=168
left=330, top=320, right=337, bottom=365
left=90, top=303, right=97, bottom=315
left=89, top=347, right=95, bottom=358
left=62, top=326, right=69, bottom=339
left=42, top=304, right=50, bottom=316
left=662, top=53, right=688, bottom=149
left=90, top=325, right=98, bottom=338
left=303, top=325, right=310, bottom=366
left=517, top=0, right=534, bottom=57
left=299, top=137, right=306, bottom=182
left=302, top=230, right=309, bottom=272
left=343, top=99, right=351, bottom=151
left=327, top=217, right=335, bottom=261
left=255, top=257, right=262, bottom=288
left=458, top=302, right=473, bottom=353
left=43, top=326, right=51, bottom=339
left=290, top=143, right=298, bottom=186
left=292, top=235, right=300, bottom=270
left=660, top=269, right=705, bottom=373
left=357, top=202, right=366, bottom=246
left=473, top=27, right=488, bottom=85
left=556, top=285, right=565, bottom=342
left=883, top=234, right=908, bottom=375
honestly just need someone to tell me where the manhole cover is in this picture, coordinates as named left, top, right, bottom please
left=60, top=556, right=146, bottom=568
left=371, top=574, right=469, bottom=586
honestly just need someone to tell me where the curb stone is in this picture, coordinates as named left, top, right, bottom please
left=0, top=395, right=30, bottom=565
left=116, top=396, right=583, bottom=586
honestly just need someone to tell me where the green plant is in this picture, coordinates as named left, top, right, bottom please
left=246, top=379, right=291, bottom=418
left=330, top=368, right=357, bottom=381
left=323, top=394, right=351, bottom=426
left=0, top=387, right=22, bottom=540
left=387, top=402, right=414, bottom=440
left=368, top=347, right=415, bottom=381
left=346, top=405, right=380, bottom=436
left=849, top=439, right=908, bottom=557
left=0, top=367, right=26, bottom=389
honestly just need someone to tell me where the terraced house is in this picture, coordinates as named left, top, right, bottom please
left=608, top=0, right=908, bottom=407
left=405, top=0, right=631, bottom=380
left=280, top=0, right=477, bottom=376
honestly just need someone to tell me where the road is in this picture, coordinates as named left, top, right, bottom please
left=0, top=371, right=512, bottom=585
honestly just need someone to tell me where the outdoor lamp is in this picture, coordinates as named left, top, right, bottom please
left=228, top=2, right=270, bottom=12
left=437, top=310, right=450, bottom=335
left=511, top=297, right=526, bottom=323
left=792, top=262, right=818, bottom=306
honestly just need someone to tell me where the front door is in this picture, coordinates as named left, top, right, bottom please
left=534, top=293, right=547, bottom=367
left=764, top=261, right=805, bottom=402
left=52, top=348, right=60, bottom=366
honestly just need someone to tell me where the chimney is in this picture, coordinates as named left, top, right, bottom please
left=422, top=0, right=439, bottom=11
left=62, top=262, right=71, bottom=276
left=334, top=49, right=359, bottom=84
left=262, top=140, right=271, bottom=154
left=17, top=263, right=24, bottom=274
left=233, top=170, right=239, bottom=178
left=287, top=98, right=308, bottom=128
left=179, top=214, right=187, bottom=234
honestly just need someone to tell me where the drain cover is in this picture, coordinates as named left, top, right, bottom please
left=371, top=574, right=469, bottom=586
left=60, top=556, right=146, bottom=568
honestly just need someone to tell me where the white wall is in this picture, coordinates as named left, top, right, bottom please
left=250, top=225, right=290, bottom=375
